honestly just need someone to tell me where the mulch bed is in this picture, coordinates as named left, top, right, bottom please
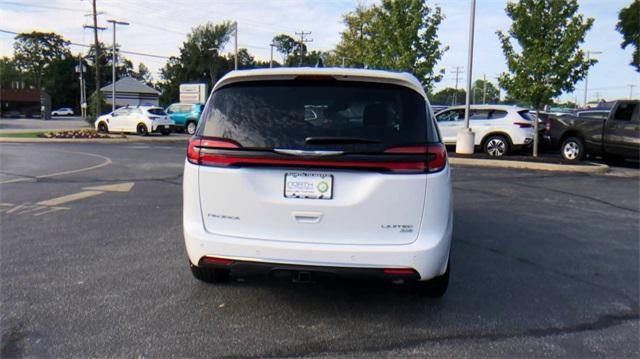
left=38, top=129, right=117, bottom=139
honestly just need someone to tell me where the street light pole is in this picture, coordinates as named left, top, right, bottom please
left=269, top=43, right=276, bottom=68
left=108, top=19, right=129, bottom=112
left=582, top=50, right=602, bottom=108
left=233, top=22, right=238, bottom=70
left=456, top=0, right=477, bottom=154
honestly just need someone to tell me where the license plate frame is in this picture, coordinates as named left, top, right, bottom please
left=284, top=172, right=333, bottom=200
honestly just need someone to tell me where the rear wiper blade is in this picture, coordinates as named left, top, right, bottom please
left=305, top=136, right=382, bottom=145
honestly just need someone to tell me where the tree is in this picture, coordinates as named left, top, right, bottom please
left=132, top=63, right=153, bottom=86
left=0, top=57, right=29, bottom=88
left=616, top=0, right=640, bottom=72
left=496, top=0, right=595, bottom=156
left=334, top=0, right=448, bottom=93
left=272, top=34, right=299, bottom=63
left=13, top=31, right=71, bottom=89
left=471, top=79, right=500, bottom=104
left=431, top=88, right=466, bottom=106
left=158, top=21, right=234, bottom=105
left=227, top=48, right=255, bottom=69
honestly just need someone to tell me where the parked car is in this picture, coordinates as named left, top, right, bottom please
left=434, top=105, right=534, bottom=156
left=95, top=106, right=174, bottom=136
left=166, top=103, right=203, bottom=135
left=51, top=107, right=74, bottom=116
left=183, top=68, right=453, bottom=297
left=544, top=100, right=639, bottom=161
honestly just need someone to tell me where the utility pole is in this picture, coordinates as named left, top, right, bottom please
left=269, top=43, right=276, bottom=68
left=295, top=30, right=312, bottom=66
left=583, top=50, right=602, bottom=108
left=451, top=66, right=464, bottom=105
left=342, top=57, right=345, bottom=67
left=76, top=54, right=86, bottom=119
left=232, top=22, right=238, bottom=70
left=629, top=84, right=636, bottom=99
left=83, top=0, right=106, bottom=117
left=107, top=19, right=129, bottom=112
left=482, top=74, right=487, bottom=104
left=456, top=0, right=476, bottom=155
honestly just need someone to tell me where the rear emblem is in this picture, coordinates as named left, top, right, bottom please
left=317, top=181, right=329, bottom=193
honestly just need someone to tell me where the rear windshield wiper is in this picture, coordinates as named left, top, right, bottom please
left=305, top=136, right=382, bottom=145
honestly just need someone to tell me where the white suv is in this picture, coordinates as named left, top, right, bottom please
left=95, top=106, right=174, bottom=135
left=183, top=68, right=453, bottom=297
left=435, top=105, right=535, bottom=156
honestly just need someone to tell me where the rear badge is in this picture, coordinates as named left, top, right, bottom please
left=381, top=224, right=414, bottom=233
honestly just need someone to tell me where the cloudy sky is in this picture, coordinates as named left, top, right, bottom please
left=0, top=0, right=638, bottom=103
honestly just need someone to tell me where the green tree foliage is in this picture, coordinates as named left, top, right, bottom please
left=42, top=56, right=79, bottom=110
left=13, top=31, right=71, bottom=89
left=158, top=21, right=234, bottom=105
left=0, top=57, right=28, bottom=88
left=335, top=0, right=447, bottom=93
left=431, top=87, right=466, bottom=106
left=131, top=63, right=153, bottom=86
left=616, top=0, right=640, bottom=72
left=87, top=90, right=108, bottom=121
left=272, top=34, right=300, bottom=63
left=497, top=0, right=595, bottom=155
left=471, top=79, right=500, bottom=104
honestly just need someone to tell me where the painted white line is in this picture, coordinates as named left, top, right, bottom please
left=0, top=149, right=113, bottom=184
left=37, top=190, right=103, bottom=206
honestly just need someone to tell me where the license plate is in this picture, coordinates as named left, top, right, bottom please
left=284, top=172, right=333, bottom=199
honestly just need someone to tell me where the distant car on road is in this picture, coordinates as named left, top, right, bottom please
left=51, top=107, right=74, bottom=116
left=184, top=67, right=452, bottom=297
left=435, top=105, right=535, bottom=157
left=95, top=106, right=174, bottom=136
left=544, top=100, right=639, bottom=161
left=166, top=103, right=203, bottom=135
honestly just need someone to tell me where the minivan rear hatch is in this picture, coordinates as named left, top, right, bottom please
left=195, top=79, right=439, bottom=245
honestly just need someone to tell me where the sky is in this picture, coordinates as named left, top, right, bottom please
left=0, top=0, right=638, bottom=104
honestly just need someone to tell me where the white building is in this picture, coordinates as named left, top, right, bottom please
left=100, top=77, right=160, bottom=107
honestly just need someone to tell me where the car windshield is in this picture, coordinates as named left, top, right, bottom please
left=201, top=80, right=436, bottom=152
left=147, top=108, right=167, bottom=116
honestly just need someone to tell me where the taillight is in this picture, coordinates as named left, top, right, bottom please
left=514, top=122, right=533, bottom=128
left=545, top=118, right=552, bottom=131
left=201, top=256, right=234, bottom=266
left=187, top=136, right=240, bottom=165
left=385, top=144, right=446, bottom=173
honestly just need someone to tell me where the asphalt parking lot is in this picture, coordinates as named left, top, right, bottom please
left=0, top=142, right=638, bottom=357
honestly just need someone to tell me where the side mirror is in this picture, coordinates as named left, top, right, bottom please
left=112, top=112, right=118, bottom=117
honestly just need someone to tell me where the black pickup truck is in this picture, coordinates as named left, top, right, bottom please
left=544, top=100, right=639, bottom=161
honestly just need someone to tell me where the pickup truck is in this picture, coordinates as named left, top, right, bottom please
left=544, top=100, right=639, bottom=161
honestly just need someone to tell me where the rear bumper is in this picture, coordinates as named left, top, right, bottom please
left=183, top=161, right=453, bottom=281
left=152, top=124, right=174, bottom=132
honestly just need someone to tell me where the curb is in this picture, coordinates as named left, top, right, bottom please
left=0, top=136, right=190, bottom=144
left=448, top=157, right=609, bottom=174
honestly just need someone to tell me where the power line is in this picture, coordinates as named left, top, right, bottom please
left=0, top=28, right=171, bottom=59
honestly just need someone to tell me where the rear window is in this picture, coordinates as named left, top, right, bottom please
left=200, top=80, right=437, bottom=151
left=518, top=110, right=533, bottom=121
left=147, top=108, right=167, bottom=116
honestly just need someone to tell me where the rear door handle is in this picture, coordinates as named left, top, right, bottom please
left=292, top=211, right=323, bottom=224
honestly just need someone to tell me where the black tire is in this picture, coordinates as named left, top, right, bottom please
left=185, top=120, right=197, bottom=135
left=190, top=263, right=231, bottom=284
left=412, top=261, right=450, bottom=298
left=136, top=123, right=149, bottom=136
left=161, top=129, right=171, bottom=136
left=97, top=122, right=109, bottom=133
left=483, top=134, right=510, bottom=157
left=560, top=136, right=584, bottom=161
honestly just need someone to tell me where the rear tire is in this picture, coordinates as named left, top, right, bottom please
left=136, top=123, right=149, bottom=136
left=484, top=135, right=510, bottom=157
left=561, top=137, right=584, bottom=161
left=190, top=263, right=231, bottom=284
left=413, top=261, right=450, bottom=298
left=186, top=120, right=197, bottom=135
left=161, top=129, right=171, bottom=136
left=97, top=122, right=109, bottom=133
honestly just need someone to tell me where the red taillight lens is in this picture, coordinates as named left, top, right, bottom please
left=383, top=268, right=418, bottom=276
left=201, top=256, right=234, bottom=266
left=514, top=122, right=533, bottom=128
left=187, top=136, right=240, bottom=165
left=383, top=144, right=446, bottom=173
left=545, top=119, right=552, bottom=131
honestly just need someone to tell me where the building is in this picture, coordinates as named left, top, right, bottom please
left=100, top=77, right=160, bottom=107
left=0, top=88, right=51, bottom=119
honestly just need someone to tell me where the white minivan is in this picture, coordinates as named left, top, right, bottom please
left=183, top=68, right=453, bottom=296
